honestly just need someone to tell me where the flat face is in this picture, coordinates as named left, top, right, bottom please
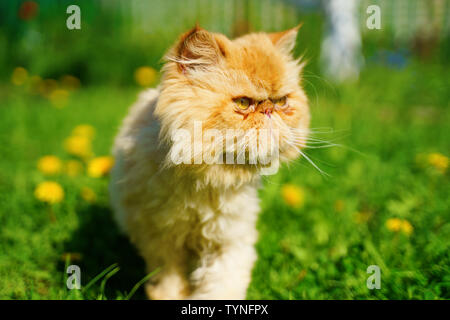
left=202, top=33, right=309, bottom=160
left=158, top=28, right=310, bottom=165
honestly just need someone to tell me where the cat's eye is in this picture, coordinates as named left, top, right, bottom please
left=272, top=96, right=287, bottom=108
left=234, top=97, right=252, bottom=110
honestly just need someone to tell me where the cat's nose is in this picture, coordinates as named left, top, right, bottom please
left=257, top=100, right=274, bottom=114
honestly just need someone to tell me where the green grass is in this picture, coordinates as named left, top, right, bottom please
left=0, top=63, right=448, bottom=299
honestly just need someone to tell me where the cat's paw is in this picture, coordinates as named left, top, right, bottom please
left=145, top=276, right=190, bottom=300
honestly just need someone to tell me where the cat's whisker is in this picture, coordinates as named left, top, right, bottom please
left=288, top=136, right=338, bottom=146
left=283, top=139, right=329, bottom=177
left=269, top=116, right=340, bottom=152
left=299, top=150, right=329, bottom=177
left=302, top=71, right=338, bottom=97
left=303, top=144, right=339, bottom=149
left=289, top=127, right=345, bottom=144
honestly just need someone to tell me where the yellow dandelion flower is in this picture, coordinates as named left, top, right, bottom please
left=134, top=66, right=157, bottom=87
left=386, top=218, right=402, bottom=232
left=81, top=187, right=97, bottom=203
left=72, top=124, right=95, bottom=140
left=281, top=184, right=305, bottom=208
left=401, top=220, right=414, bottom=235
left=427, top=153, right=448, bottom=174
left=34, top=181, right=64, bottom=204
left=49, top=89, right=69, bottom=108
left=65, top=160, right=84, bottom=177
left=37, top=155, right=62, bottom=175
left=11, top=67, right=28, bottom=86
left=60, top=75, right=80, bottom=91
left=87, top=156, right=114, bottom=178
left=64, top=135, right=92, bottom=158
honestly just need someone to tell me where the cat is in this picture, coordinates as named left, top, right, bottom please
left=109, top=25, right=310, bottom=299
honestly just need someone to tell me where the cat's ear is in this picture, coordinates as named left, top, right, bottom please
left=173, top=25, right=227, bottom=73
left=268, top=24, right=302, bottom=55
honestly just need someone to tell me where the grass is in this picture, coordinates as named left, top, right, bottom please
left=0, top=62, right=448, bottom=299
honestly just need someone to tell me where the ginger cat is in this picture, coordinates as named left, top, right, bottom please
left=109, top=25, right=309, bottom=299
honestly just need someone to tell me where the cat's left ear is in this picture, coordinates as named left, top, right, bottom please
left=268, top=24, right=302, bottom=55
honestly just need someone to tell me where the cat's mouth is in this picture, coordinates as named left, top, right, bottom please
left=260, top=110, right=272, bottom=118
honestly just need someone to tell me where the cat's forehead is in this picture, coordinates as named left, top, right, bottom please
left=226, top=35, right=286, bottom=93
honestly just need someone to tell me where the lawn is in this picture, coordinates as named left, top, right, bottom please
left=0, top=62, right=448, bottom=299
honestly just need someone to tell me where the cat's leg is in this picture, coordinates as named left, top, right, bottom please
left=134, top=226, right=191, bottom=300
left=144, top=247, right=191, bottom=300
left=145, top=265, right=190, bottom=300
left=187, top=243, right=257, bottom=300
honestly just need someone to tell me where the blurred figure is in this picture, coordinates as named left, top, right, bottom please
left=320, top=0, right=363, bottom=82
left=232, top=0, right=251, bottom=37
left=411, top=0, right=445, bottom=60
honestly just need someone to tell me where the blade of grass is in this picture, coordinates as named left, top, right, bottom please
left=98, top=266, right=120, bottom=300
left=82, top=263, right=118, bottom=293
left=125, top=268, right=161, bottom=300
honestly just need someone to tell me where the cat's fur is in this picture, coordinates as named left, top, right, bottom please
left=109, top=26, right=309, bottom=299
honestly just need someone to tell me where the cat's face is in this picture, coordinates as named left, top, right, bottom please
left=156, top=26, right=310, bottom=172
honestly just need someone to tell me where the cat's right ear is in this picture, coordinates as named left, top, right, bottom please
left=268, top=24, right=302, bottom=56
left=171, top=25, right=227, bottom=73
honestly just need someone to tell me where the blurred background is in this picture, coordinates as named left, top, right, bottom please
left=0, top=0, right=448, bottom=299
left=1, top=0, right=449, bottom=85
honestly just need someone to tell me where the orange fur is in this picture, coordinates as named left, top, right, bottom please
left=110, top=26, right=310, bottom=299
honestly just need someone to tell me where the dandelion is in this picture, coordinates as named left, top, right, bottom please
left=401, top=220, right=414, bottom=235
left=72, top=124, right=95, bottom=140
left=34, top=181, right=64, bottom=204
left=427, top=153, right=448, bottom=174
left=37, top=155, right=62, bottom=175
left=81, top=187, right=97, bottom=203
left=134, top=66, right=157, bottom=87
left=49, top=89, right=69, bottom=108
left=386, top=218, right=402, bottom=232
left=386, top=218, right=413, bottom=235
left=11, top=67, right=28, bottom=86
left=281, top=184, right=305, bottom=208
left=87, top=156, right=114, bottom=178
left=64, top=135, right=92, bottom=158
left=65, top=160, right=84, bottom=177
